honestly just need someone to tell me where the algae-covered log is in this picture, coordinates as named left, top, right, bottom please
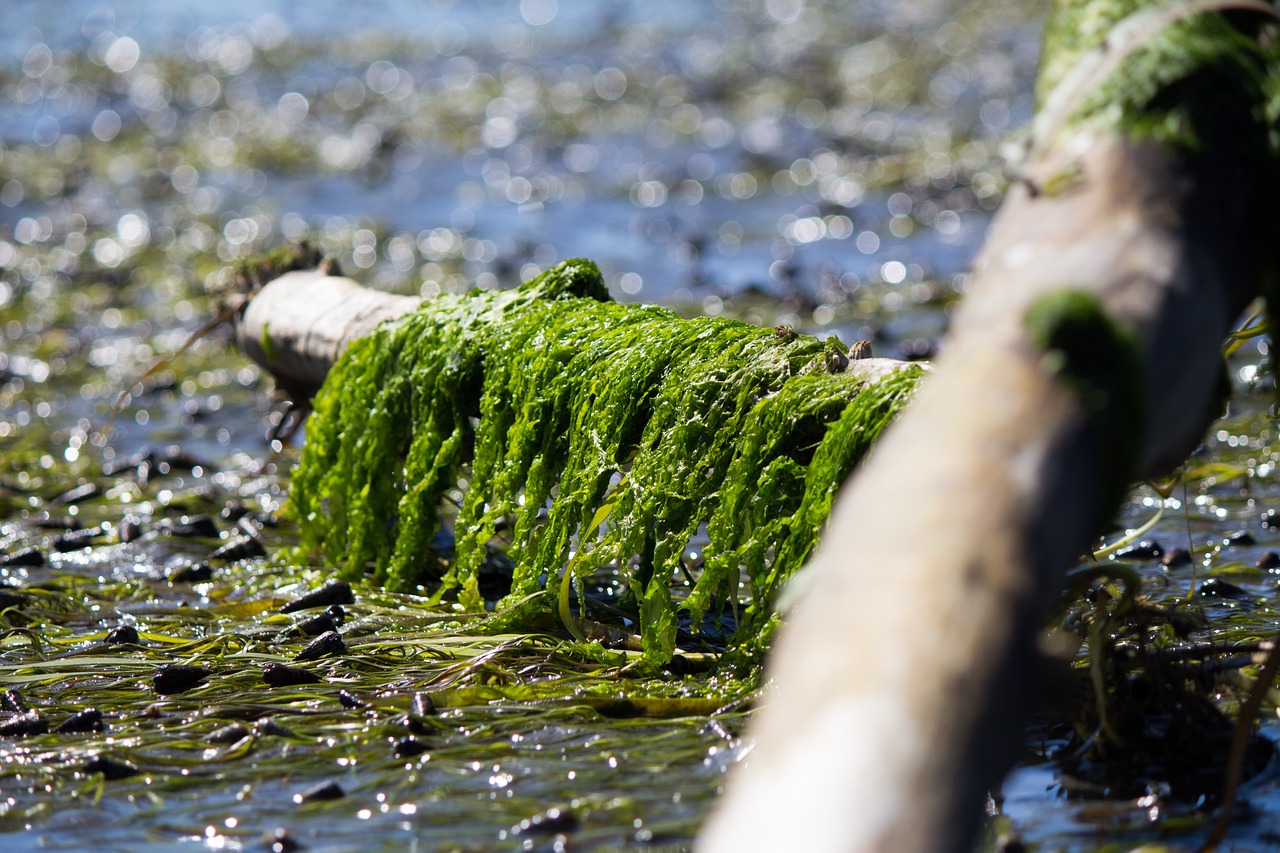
left=238, top=258, right=921, bottom=665
left=699, top=2, right=1280, bottom=852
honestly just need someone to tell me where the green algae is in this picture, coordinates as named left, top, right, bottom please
left=288, top=259, right=921, bottom=665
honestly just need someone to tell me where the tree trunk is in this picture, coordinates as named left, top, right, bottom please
left=697, top=2, right=1277, bottom=851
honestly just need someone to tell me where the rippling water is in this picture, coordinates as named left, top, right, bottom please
left=12, top=2, right=1280, bottom=852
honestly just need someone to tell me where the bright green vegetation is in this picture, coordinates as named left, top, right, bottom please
left=289, top=259, right=922, bottom=665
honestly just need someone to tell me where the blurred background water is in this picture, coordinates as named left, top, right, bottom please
left=22, top=2, right=1280, bottom=852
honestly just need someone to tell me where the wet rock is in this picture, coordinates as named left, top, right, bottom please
left=392, top=736, right=429, bottom=758
left=1257, top=551, right=1280, bottom=569
left=0, top=589, right=24, bottom=610
left=510, top=806, right=578, bottom=837
left=118, top=517, right=143, bottom=543
left=1227, top=530, right=1257, bottom=547
left=83, top=755, right=138, bottom=780
left=210, top=534, right=267, bottom=562
left=1114, top=539, right=1163, bottom=561
left=107, top=624, right=141, bottom=646
left=255, top=717, right=297, bottom=738
left=293, top=630, right=345, bottom=662
left=55, top=708, right=104, bottom=734
left=260, top=827, right=303, bottom=852
left=281, top=581, right=354, bottom=613
left=410, top=692, right=436, bottom=719
left=0, top=711, right=48, bottom=737
left=1161, top=547, right=1192, bottom=568
left=52, top=526, right=107, bottom=553
left=1, top=690, right=29, bottom=713
left=294, top=611, right=340, bottom=637
left=1197, top=578, right=1249, bottom=599
left=168, top=561, right=214, bottom=583
left=207, top=722, right=252, bottom=744
left=292, top=780, right=344, bottom=804
left=158, top=515, right=220, bottom=539
left=1, top=546, right=45, bottom=568
left=1264, top=508, right=1280, bottom=531
left=153, top=663, right=211, bottom=694
left=263, top=663, right=321, bottom=687
left=337, top=690, right=365, bottom=709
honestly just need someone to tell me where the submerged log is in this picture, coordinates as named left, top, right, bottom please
left=698, top=1, right=1280, bottom=852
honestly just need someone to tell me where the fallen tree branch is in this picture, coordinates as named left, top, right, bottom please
left=698, top=1, right=1280, bottom=850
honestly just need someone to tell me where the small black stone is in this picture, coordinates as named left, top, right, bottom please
left=294, top=612, right=339, bottom=637
left=207, top=722, right=252, bottom=744
left=118, top=518, right=143, bottom=543
left=209, top=534, right=267, bottom=562
left=281, top=581, right=354, bottom=614
left=1114, top=539, right=1163, bottom=561
left=168, top=561, right=214, bottom=583
left=107, top=624, right=141, bottom=646
left=293, top=631, right=345, bottom=662
left=83, top=755, right=138, bottom=780
left=2, top=689, right=29, bottom=714
left=159, top=514, right=221, bottom=539
left=153, top=663, right=211, bottom=694
left=392, top=736, right=429, bottom=758
left=263, top=663, right=322, bottom=687
left=292, top=779, right=344, bottom=804
left=410, top=692, right=436, bottom=719
left=510, top=806, right=578, bottom=836
left=337, top=690, right=365, bottom=710
left=55, top=708, right=104, bottom=734
left=1198, top=577, right=1249, bottom=599
left=1160, top=547, right=1193, bottom=568
left=260, top=827, right=303, bottom=853
left=52, top=526, right=106, bottom=553
left=1257, top=551, right=1280, bottom=570
left=0, top=711, right=48, bottom=737
left=0, top=589, right=25, bottom=610
left=1227, top=530, right=1257, bottom=547
left=1, top=546, right=45, bottom=568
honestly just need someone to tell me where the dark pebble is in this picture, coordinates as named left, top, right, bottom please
left=52, top=526, right=106, bottom=553
left=159, top=515, right=221, bottom=539
left=293, top=630, right=345, bottom=662
left=51, top=482, right=99, bottom=505
left=1114, top=539, right=1164, bottom=561
left=118, top=518, right=143, bottom=543
left=1161, top=547, right=1193, bottom=568
left=1227, top=531, right=1257, bottom=547
left=153, top=663, right=211, bottom=694
left=292, top=780, right=344, bottom=804
left=107, top=624, right=141, bottom=646
left=55, top=708, right=104, bottom=734
left=83, top=755, right=138, bottom=780
left=1257, top=552, right=1280, bottom=569
left=209, top=534, right=267, bottom=563
left=510, top=806, right=578, bottom=836
left=255, top=717, right=297, bottom=738
left=168, top=561, right=214, bottom=583
left=337, top=690, right=365, bottom=709
left=263, top=663, right=322, bottom=687
left=0, top=711, right=48, bottom=737
left=1264, top=508, right=1280, bottom=531
left=0, top=589, right=23, bottom=610
left=260, top=827, right=303, bottom=853
left=410, top=692, right=436, bottom=719
left=207, top=722, right=251, bottom=744
left=294, top=612, right=339, bottom=637
left=2, top=690, right=29, bottom=713
left=1198, top=578, right=1250, bottom=599
left=393, top=736, right=429, bottom=758
left=1, top=546, right=45, bottom=568
left=281, top=581, right=354, bottom=614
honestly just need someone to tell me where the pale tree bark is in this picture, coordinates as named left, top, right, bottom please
left=697, top=2, right=1278, bottom=851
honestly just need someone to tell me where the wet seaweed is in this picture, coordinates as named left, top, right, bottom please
left=287, top=258, right=922, bottom=664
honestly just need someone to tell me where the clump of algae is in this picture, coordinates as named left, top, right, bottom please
left=289, top=259, right=921, bottom=664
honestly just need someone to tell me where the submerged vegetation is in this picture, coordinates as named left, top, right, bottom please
left=290, top=257, right=921, bottom=666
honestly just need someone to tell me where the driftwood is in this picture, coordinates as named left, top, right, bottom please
left=698, top=1, right=1279, bottom=851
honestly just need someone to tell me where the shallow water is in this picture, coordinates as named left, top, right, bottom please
left=5, top=0, right=1280, bottom=851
